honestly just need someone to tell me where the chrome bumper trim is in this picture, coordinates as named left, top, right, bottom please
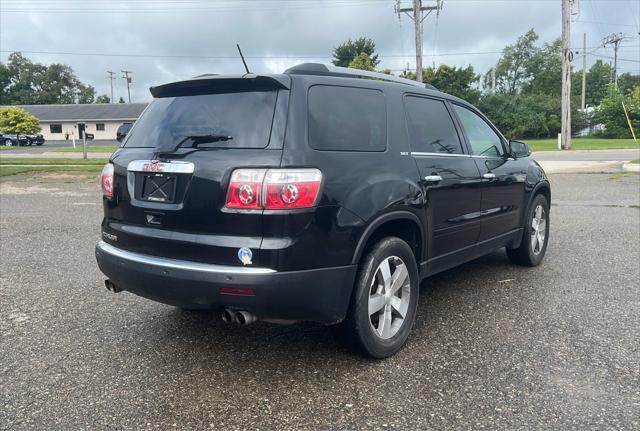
left=96, top=241, right=276, bottom=275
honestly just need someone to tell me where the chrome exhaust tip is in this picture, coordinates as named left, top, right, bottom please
left=221, top=308, right=237, bottom=324
left=235, top=310, right=257, bottom=326
left=104, top=279, right=122, bottom=293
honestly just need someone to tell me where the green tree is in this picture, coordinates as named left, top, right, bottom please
left=95, top=94, right=111, bottom=103
left=618, top=73, right=640, bottom=96
left=118, top=96, right=126, bottom=103
left=594, top=84, right=639, bottom=138
left=332, top=37, right=379, bottom=68
left=0, top=106, right=41, bottom=135
left=0, top=63, right=10, bottom=104
left=77, top=84, right=96, bottom=104
left=524, top=38, right=562, bottom=97
left=403, top=64, right=481, bottom=104
left=4, top=52, right=45, bottom=104
left=493, top=29, right=539, bottom=94
left=585, top=60, right=613, bottom=106
left=478, top=93, right=560, bottom=139
left=424, top=64, right=481, bottom=105
left=1, top=51, right=96, bottom=105
left=348, top=52, right=375, bottom=71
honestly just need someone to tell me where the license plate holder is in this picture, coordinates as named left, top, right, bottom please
left=139, top=173, right=177, bottom=203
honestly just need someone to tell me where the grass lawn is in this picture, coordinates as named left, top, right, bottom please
left=0, top=165, right=103, bottom=177
left=523, top=138, right=639, bottom=152
left=0, top=158, right=109, bottom=165
left=51, top=145, right=118, bottom=153
left=630, top=159, right=639, bottom=164
left=0, top=157, right=107, bottom=176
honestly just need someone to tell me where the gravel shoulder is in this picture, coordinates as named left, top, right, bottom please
left=1, top=172, right=639, bottom=430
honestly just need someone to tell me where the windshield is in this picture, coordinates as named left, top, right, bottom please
left=123, top=91, right=278, bottom=150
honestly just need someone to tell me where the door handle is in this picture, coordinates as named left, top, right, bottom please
left=424, top=175, right=443, bottom=183
left=482, top=173, right=496, bottom=180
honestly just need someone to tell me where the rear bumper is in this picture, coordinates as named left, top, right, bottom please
left=95, top=241, right=357, bottom=324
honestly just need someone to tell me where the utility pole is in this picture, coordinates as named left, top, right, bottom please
left=602, top=33, right=623, bottom=86
left=412, top=0, right=423, bottom=83
left=560, top=0, right=572, bottom=150
left=581, top=33, right=586, bottom=110
left=107, top=71, right=115, bottom=103
left=121, top=70, right=133, bottom=103
left=395, top=0, right=442, bottom=83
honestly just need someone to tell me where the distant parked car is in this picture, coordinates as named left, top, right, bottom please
left=1, top=134, right=29, bottom=146
left=25, top=134, right=45, bottom=146
left=116, top=123, right=133, bottom=142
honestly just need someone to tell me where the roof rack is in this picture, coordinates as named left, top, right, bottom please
left=284, top=63, right=437, bottom=90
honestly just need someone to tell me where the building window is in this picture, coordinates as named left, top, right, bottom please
left=50, top=124, right=62, bottom=133
left=96, top=123, right=105, bottom=131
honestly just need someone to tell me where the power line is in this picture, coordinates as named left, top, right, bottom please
left=1, top=1, right=393, bottom=13
left=572, top=20, right=638, bottom=28
left=0, top=48, right=505, bottom=59
left=2, top=45, right=636, bottom=61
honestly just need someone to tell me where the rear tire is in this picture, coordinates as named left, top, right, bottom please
left=507, top=194, right=549, bottom=266
left=338, top=237, right=419, bottom=358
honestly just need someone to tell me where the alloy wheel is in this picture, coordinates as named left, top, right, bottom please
left=368, top=256, right=411, bottom=339
left=531, top=204, right=547, bottom=255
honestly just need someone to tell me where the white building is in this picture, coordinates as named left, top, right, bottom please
left=17, top=103, right=148, bottom=141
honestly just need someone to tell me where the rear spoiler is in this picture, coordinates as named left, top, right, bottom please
left=150, top=74, right=290, bottom=98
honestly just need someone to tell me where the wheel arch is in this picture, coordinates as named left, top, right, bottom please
left=351, top=211, right=424, bottom=265
left=512, top=180, right=551, bottom=249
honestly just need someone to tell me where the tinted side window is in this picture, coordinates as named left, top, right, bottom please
left=453, top=105, right=505, bottom=157
left=308, top=85, right=386, bottom=152
left=404, top=96, right=463, bottom=154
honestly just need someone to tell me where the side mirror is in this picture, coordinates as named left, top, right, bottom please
left=509, top=140, right=531, bottom=158
left=116, top=134, right=124, bottom=143
left=85, top=133, right=95, bottom=140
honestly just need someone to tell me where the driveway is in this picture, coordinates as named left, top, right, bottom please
left=532, top=148, right=640, bottom=161
left=0, top=171, right=639, bottom=429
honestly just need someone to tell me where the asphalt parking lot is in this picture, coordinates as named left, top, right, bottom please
left=1, top=171, right=638, bottom=429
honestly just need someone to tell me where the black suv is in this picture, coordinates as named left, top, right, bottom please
left=96, top=64, right=550, bottom=358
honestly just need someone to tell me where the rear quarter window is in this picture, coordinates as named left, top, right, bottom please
left=308, top=85, right=386, bottom=152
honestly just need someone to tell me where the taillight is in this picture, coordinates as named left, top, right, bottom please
left=224, top=168, right=322, bottom=210
left=225, top=169, right=266, bottom=209
left=263, top=169, right=322, bottom=209
left=101, top=163, right=114, bottom=198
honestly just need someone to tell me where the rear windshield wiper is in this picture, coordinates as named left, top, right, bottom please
left=177, top=133, right=233, bottom=148
left=155, top=133, right=233, bottom=157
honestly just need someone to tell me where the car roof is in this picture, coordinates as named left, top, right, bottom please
left=149, top=63, right=473, bottom=108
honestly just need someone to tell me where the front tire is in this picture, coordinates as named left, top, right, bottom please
left=4, top=139, right=13, bottom=146
left=507, top=194, right=550, bottom=266
left=339, top=237, right=419, bottom=358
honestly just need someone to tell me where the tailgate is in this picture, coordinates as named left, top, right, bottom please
left=100, top=79, right=289, bottom=267
left=103, top=148, right=283, bottom=267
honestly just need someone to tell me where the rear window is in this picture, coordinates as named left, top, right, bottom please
left=123, top=91, right=278, bottom=149
left=308, top=85, right=386, bottom=152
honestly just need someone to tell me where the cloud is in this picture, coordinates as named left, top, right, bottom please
left=1, top=0, right=638, bottom=102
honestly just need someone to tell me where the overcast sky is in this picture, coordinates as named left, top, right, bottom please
left=1, top=0, right=639, bottom=102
